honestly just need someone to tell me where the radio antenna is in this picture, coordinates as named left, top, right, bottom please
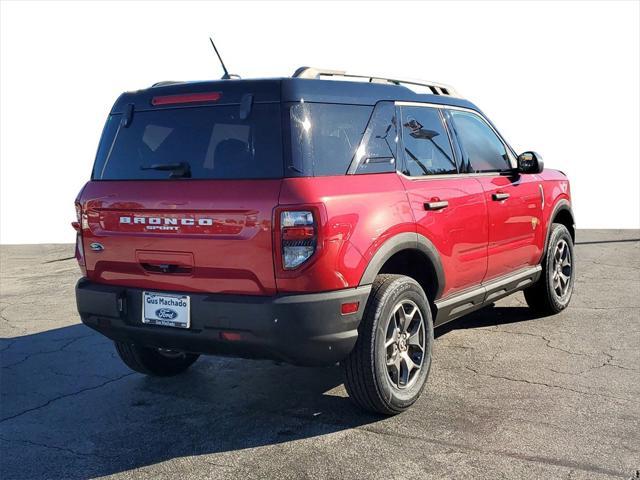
left=209, top=37, right=231, bottom=79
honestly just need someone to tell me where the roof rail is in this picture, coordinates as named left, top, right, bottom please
left=292, top=67, right=460, bottom=98
left=151, top=81, right=185, bottom=88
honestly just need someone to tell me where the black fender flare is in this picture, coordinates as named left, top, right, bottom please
left=543, top=199, right=575, bottom=255
left=358, top=232, right=445, bottom=300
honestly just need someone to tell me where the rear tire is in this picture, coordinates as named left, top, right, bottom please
left=115, top=342, right=199, bottom=376
left=344, top=274, right=434, bottom=415
left=524, top=223, right=575, bottom=314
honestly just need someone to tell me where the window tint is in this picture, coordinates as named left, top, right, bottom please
left=400, top=106, right=457, bottom=176
left=350, top=102, right=398, bottom=174
left=448, top=110, right=511, bottom=173
left=289, top=103, right=372, bottom=176
left=92, top=104, right=282, bottom=180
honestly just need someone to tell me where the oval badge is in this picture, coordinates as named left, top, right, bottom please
left=89, top=242, right=104, bottom=252
left=155, top=308, right=178, bottom=320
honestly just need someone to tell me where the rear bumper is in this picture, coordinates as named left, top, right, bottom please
left=75, top=279, right=371, bottom=366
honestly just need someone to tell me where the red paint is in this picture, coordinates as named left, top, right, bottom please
left=399, top=175, right=488, bottom=297
left=475, top=174, right=545, bottom=282
left=151, top=92, right=222, bottom=106
left=78, top=180, right=280, bottom=295
left=76, top=170, right=571, bottom=298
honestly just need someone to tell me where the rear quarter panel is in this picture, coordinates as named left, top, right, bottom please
left=277, top=174, right=414, bottom=293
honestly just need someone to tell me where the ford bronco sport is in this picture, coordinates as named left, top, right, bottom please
left=74, top=67, right=575, bottom=415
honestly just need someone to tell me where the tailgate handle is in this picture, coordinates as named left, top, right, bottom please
left=141, top=263, right=192, bottom=274
left=136, top=250, right=194, bottom=274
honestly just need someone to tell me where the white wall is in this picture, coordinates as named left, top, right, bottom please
left=1, top=0, right=638, bottom=244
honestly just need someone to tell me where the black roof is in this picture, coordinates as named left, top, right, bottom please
left=110, top=77, right=480, bottom=114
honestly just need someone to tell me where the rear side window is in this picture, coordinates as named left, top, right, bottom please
left=448, top=110, right=511, bottom=173
left=288, top=103, right=372, bottom=176
left=349, top=102, right=398, bottom=175
left=92, top=104, right=283, bottom=180
left=400, top=106, right=457, bottom=176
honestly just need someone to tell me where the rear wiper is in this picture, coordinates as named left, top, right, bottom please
left=141, top=162, right=191, bottom=178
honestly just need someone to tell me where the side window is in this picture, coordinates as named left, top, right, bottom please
left=448, top=110, right=511, bottom=173
left=400, top=106, right=457, bottom=176
left=289, top=103, right=372, bottom=176
left=350, top=102, right=398, bottom=174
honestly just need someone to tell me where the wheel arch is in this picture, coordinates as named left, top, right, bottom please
left=358, top=232, right=445, bottom=301
left=545, top=199, right=575, bottom=254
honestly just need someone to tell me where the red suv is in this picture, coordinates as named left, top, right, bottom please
left=75, top=68, right=575, bottom=414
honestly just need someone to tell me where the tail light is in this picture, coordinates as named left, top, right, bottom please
left=280, top=210, right=316, bottom=269
left=73, top=203, right=86, bottom=274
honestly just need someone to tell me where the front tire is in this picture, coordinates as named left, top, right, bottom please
left=115, top=342, right=199, bottom=376
left=344, top=274, right=434, bottom=415
left=524, top=223, right=575, bottom=314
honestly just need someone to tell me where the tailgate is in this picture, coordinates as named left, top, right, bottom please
left=82, top=89, right=284, bottom=295
left=80, top=180, right=281, bottom=295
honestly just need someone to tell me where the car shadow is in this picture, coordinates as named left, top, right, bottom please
left=435, top=304, right=550, bottom=338
left=1, top=303, right=546, bottom=479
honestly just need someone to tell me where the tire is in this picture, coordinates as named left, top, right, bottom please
left=524, top=223, right=575, bottom=314
left=115, top=342, right=199, bottom=376
left=344, top=274, right=434, bottom=415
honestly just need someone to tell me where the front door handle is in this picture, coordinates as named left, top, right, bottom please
left=424, top=200, right=449, bottom=211
left=492, top=192, right=510, bottom=201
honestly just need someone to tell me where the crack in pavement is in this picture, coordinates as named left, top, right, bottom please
left=566, top=306, right=638, bottom=310
left=47, top=368, right=113, bottom=381
left=0, top=372, right=135, bottom=423
left=485, top=328, right=597, bottom=358
left=357, top=425, right=628, bottom=478
left=0, top=339, right=17, bottom=352
left=1, top=334, right=94, bottom=369
left=438, top=343, right=475, bottom=351
left=463, top=365, right=637, bottom=405
left=578, top=258, right=640, bottom=271
left=0, top=312, right=27, bottom=334
left=0, top=435, right=115, bottom=460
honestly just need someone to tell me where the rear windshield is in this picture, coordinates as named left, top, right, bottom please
left=288, top=103, right=373, bottom=176
left=92, top=104, right=283, bottom=180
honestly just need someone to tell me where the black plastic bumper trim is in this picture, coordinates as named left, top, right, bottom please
left=76, top=279, right=371, bottom=366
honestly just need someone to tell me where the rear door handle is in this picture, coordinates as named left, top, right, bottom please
left=424, top=200, right=449, bottom=211
left=492, top=192, right=510, bottom=201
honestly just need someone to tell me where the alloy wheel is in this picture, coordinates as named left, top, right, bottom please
left=384, top=300, right=426, bottom=389
left=552, top=239, right=572, bottom=298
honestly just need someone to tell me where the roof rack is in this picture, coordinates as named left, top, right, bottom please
left=151, top=81, right=185, bottom=88
left=292, top=67, right=460, bottom=98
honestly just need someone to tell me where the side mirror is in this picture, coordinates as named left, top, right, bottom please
left=517, top=151, right=544, bottom=174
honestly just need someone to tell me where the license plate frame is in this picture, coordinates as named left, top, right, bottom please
left=142, top=291, right=190, bottom=329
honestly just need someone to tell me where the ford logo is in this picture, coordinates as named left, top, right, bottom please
left=155, top=308, right=178, bottom=320
left=89, top=242, right=104, bottom=252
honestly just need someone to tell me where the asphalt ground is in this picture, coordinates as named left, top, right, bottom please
left=1, top=229, right=638, bottom=479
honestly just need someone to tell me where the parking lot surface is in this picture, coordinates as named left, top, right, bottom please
left=1, top=229, right=638, bottom=479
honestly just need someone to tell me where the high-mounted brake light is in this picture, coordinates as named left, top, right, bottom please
left=151, top=92, right=222, bottom=106
left=280, top=211, right=316, bottom=269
